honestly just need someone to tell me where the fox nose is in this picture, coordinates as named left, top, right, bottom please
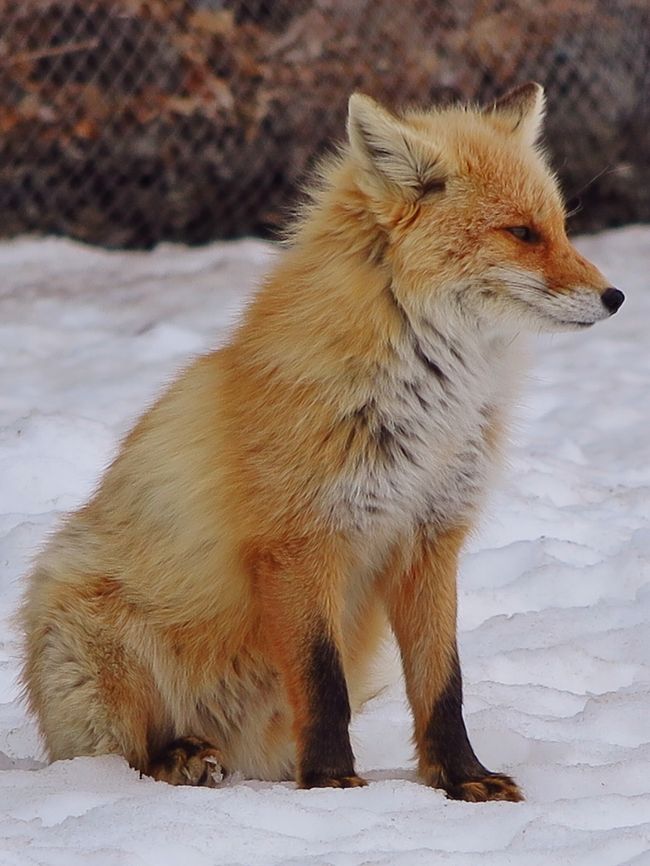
left=601, top=287, right=625, bottom=314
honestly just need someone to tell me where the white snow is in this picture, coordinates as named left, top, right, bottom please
left=1, top=228, right=649, bottom=865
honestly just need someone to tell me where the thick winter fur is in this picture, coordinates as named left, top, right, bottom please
left=20, top=83, right=622, bottom=802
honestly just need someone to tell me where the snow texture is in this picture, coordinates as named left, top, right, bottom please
left=1, top=228, right=649, bottom=865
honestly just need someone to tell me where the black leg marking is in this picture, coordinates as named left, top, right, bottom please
left=423, top=651, right=523, bottom=801
left=300, top=632, right=361, bottom=788
left=423, top=650, right=487, bottom=781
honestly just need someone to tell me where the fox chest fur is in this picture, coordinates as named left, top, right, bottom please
left=322, top=312, right=517, bottom=539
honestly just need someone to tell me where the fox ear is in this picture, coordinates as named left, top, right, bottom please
left=347, top=93, right=447, bottom=198
left=484, top=82, right=546, bottom=146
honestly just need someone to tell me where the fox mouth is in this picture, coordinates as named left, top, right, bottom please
left=559, top=319, right=594, bottom=328
left=514, top=290, right=606, bottom=330
left=482, top=268, right=613, bottom=332
left=515, top=300, right=604, bottom=332
left=513, top=298, right=601, bottom=330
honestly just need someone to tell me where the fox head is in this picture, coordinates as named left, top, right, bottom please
left=346, top=84, right=624, bottom=332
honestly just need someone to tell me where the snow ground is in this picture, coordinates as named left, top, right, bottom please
left=1, top=228, right=649, bottom=865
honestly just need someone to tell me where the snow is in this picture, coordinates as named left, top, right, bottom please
left=1, top=227, right=650, bottom=865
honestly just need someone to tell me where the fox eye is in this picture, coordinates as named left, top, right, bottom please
left=505, top=226, right=540, bottom=244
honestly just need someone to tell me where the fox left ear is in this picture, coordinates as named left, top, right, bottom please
left=483, top=82, right=546, bottom=146
left=347, top=93, right=448, bottom=198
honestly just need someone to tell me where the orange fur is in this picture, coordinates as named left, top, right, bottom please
left=19, top=83, right=619, bottom=801
left=379, top=525, right=466, bottom=754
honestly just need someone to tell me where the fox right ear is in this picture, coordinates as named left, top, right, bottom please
left=484, top=82, right=546, bottom=146
left=347, top=93, right=447, bottom=198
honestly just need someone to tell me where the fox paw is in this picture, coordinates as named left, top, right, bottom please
left=300, top=772, right=368, bottom=789
left=444, top=772, right=523, bottom=803
left=148, top=736, right=224, bottom=787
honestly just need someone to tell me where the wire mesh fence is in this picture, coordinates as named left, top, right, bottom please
left=0, top=0, right=648, bottom=248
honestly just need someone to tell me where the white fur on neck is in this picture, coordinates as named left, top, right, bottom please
left=321, top=291, right=525, bottom=541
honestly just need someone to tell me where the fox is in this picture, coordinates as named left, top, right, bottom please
left=19, top=83, right=624, bottom=802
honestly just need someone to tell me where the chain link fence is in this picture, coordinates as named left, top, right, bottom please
left=0, top=0, right=648, bottom=248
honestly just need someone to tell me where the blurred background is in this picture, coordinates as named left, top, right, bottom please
left=0, top=0, right=647, bottom=249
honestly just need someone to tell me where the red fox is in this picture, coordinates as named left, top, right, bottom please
left=20, top=83, right=624, bottom=802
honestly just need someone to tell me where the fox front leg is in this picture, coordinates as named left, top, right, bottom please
left=382, top=525, right=523, bottom=802
left=255, top=539, right=366, bottom=789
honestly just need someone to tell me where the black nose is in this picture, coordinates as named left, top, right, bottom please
left=601, top=287, right=625, bottom=314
